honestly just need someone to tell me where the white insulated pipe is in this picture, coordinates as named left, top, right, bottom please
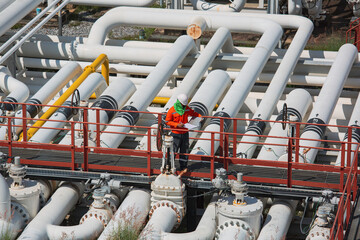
left=18, top=182, right=85, bottom=240
left=0, top=0, right=13, bottom=12
left=236, top=14, right=314, bottom=158
left=30, top=73, right=106, bottom=144
left=86, top=7, right=283, bottom=46
left=190, top=0, right=246, bottom=12
left=98, top=189, right=151, bottom=240
left=69, top=0, right=156, bottom=6
left=0, top=0, right=42, bottom=37
left=47, top=218, right=103, bottom=240
left=100, top=35, right=197, bottom=148
left=288, top=0, right=302, bottom=15
left=191, top=18, right=283, bottom=155
left=140, top=203, right=178, bottom=239
left=299, top=44, right=358, bottom=163
left=162, top=198, right=217, bottom=240
left=256, top=89, right=312, bottom=161
left=8, top=62, right=82, bottom=138
left=60, top=77, right=136, bottom=145
left=335, top=91, right=360, bottom=166
left=0, top=66, right=29, bottom=112
left=18, top=57, right=360, bottom=89
left=257, top=199, right=298, bottom=240
left=138, top=27, right=233, bottom=150
left=0, top=173, right=11, bottom=220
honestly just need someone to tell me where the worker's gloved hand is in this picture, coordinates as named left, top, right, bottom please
left=177, top=122, right=184, bottom=128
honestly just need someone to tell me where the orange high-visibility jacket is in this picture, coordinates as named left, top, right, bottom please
left=165, top=106, right=201, bottom=134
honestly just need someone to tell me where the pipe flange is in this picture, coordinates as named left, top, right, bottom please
left=215, top=220, right=255, bottom=240
left=80, top=211, right=109, bottom=227
left=11, top=202, right=30, bottom=225
left=102, top=198, right=117, bottom=213
left=149, top=201, right=183, bottom=229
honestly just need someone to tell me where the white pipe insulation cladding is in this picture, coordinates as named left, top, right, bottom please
left=298, top=44, right=358, bottom=164
left=138, top=27, right=234, bottom=150
left=257, top=199, right=298, bottom=240
left=256, top=89, right=312, bottom=161
left=69, top=0, right=157, bottom=6
left=85, top=7, right=283, bottom=46
left=98, top=189, right=151, bottom=240
left=162, top=196, right=218, bottom=240
left=11, top=62, right=82, bottom=136
left=18, top=182, right=85, bottom=240
left=30, top=73, right=107, bottom=144
left=59, top=77, right=136, bottom=146
left=236, top=13, right=314, bottom=158
left=191, top=16, right=283, bottom=155
left=0, top=0, right=42, bottom=37
left=100, top=35, right=197, bottom=148
left=190, top=0, right=246, bottom=12
left=335, top=91, right=360, bottom=166
left=0, top=66, right=30, bottom=113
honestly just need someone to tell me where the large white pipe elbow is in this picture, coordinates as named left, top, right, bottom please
left=0, top=0, right=42, bottom=37
left=0, top=67, right=29, bottom=112
left=69, top=0, right=156, bottom=7
left=98, top=189, right=151, bottom=240
left=162, top=200, right=217, bottom=240
left=47, top=217, right=104, bottom=240
left=257, top=199, right=298, bottom=240
left=190, top=0, right=246, bottom=12
left=18, top=182, right=85, bottom=240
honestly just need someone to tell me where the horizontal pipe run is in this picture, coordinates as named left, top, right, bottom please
left=70, top=0, right=156, bottom=6
left=18, top=57, right=360, bottom=88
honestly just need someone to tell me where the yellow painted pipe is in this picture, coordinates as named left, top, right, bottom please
left=19, top=54, right=109, bottom=141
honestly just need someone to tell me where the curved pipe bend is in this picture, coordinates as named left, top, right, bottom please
left=86, top=7, right=283, bottom=46
left=0, top=67, right=30, bottom=112
left=190, top=0, right=246, bottom=12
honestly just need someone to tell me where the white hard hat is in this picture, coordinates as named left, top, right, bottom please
left=177, top=93, right=188, bottom=105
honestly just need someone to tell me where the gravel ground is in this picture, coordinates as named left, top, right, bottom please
left=9, top=10, right=140, bottom=39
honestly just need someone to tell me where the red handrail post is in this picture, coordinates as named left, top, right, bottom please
left=233, top=119, right=237, bottom=158
left=295, top=122, right=300, bottom=163
left=96, top=108, right=100, bottom=147
left=147, top=128, right=151, bottom=176
left=340, top=143, right=345, bottom=192
left=22, top=104, right=27, bottom=142
left=347, top=126, right=352, bottom=167
left=83, top=107, right=88, bottom=171
left=71, top=121, right=75, bottom=170
left=211, top=132, right=215, bottom=180
left=353, top=145, right=358, bottom=201
left=224, top=134, right=229, bottom=171
left=7, top=116, right=12, bottom=163
left=220, top=118, right=224, bottom=157
left=287, top=139, right=292, bottom=188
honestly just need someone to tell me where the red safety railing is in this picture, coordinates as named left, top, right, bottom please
left=330, top=142, right=359, bottom=240
left=0, top=101, right=358, bottom=239
left=346, top=17, right=360, bottom=51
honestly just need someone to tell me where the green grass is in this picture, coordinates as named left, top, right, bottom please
left=305, top=36, right=347, bottom=51
left=1, top=223, right=12, bottom=240
left=109, top=225, right=139, bottom=240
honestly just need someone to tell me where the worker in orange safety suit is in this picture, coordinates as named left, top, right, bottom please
left=165, top=93, right=201, bottom=170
